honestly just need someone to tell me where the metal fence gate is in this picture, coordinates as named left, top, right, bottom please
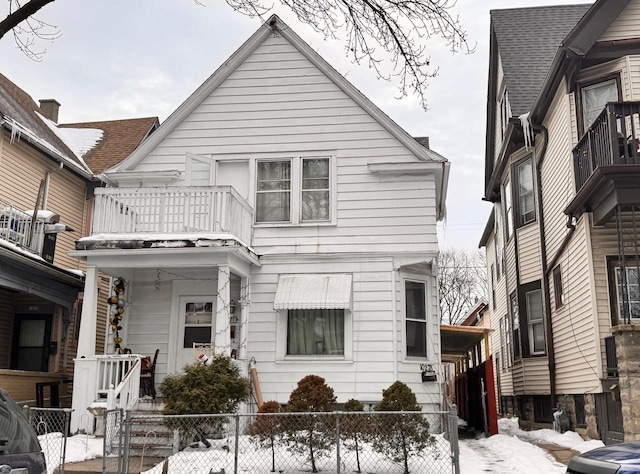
left=105, top=406, right=460, bottom=474
left=28, top=407, right=72, bottom=474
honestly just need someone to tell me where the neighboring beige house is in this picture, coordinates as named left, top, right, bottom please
left=0, top=72, right=157, bottom=405
left=481, top=0, right=640, bottom=443
left=69, top=14, right=450, bottom=434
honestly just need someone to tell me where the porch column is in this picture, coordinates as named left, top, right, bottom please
left=238, top=276, right=250, bottom=360
left=215, top=265, right=231, bottom=355
left=77, top=265, right=99, bottom=357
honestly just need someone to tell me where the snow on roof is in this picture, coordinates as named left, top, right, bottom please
left=78, top=232, right=255, bottom=252
left=37, top=112, right=99, bottom=167
left=0, top=236, right=46, bottom=263
left=4, top=116, right=92, bottom=176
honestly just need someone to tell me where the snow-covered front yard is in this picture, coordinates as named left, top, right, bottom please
left=39, top=417, right=606, bottom=473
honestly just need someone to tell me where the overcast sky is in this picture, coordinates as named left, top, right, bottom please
left=0, top=0, right=589, bottom=250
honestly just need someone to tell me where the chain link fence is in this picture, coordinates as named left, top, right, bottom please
left=28, top=407, right=72, bottom=474
left=107, top=406, right=460, bottom=474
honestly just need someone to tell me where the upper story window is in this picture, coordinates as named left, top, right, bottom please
left=499, top=90, right=510, bottom=139
left=255, top=156, right=332, bottom=224
left=579, top=77, right=620, bottom=133
left=510, top=292, right=521, bottom=360
left=515, top=157, right=535, bottom=227
left=503, top=177, right=513, bottom=240
left=405, top=279, right=427, bottom=358
left=525, top=288, right=545, bottom=355
left=553, top=265, right=564, bottom=309
left=490, top=264, right=496, bottom=309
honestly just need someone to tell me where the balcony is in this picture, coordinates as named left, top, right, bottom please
left=567, top=102, right=640, bottom=224
left=0, top=198, right=65, bottom=260
left=91, top=186, right=254, bottom=245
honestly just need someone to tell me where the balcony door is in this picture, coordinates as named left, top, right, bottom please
left=11, top=313, right=52, bottom=372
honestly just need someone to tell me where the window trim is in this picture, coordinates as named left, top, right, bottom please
left=403, top=276, right=430, bottom=360
left=575, top=73, right=622, bottom=137
left=510, top=292, right=521, bottom=361
left=525, top=288, right=545, bottom=356
left=254, top=154, right=337, bottom=227
left=517, top=281, right=546, bottom=357
left=514, top=155, right=536, bottom=228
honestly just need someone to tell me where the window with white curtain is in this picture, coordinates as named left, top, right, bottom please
left=581, top=79, right=619, bottom=130
left=503, top=177, right=513, bottom=240
left=256, top=156, right=332, bottom=224
left=405, top=280, right=427, bottom=358
left=286, top=309, right=345, bottom=356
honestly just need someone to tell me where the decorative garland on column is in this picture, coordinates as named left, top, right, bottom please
left=108, top=277, right=127, bottom=353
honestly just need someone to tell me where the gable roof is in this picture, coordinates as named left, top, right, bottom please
left=111, top=14, right=446, bottom=174
left=0, top=73, right=92, bottom=177
left=490, top=4, right=591, bottom=117
left=60, top=117, right=158, bottom=174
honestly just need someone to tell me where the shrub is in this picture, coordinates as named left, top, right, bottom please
left=248, top=401, right=282, bottom=472
left=159, top=355, right=249, bottom=447
left=373, top=381, right=434, bottom=474
left=284, top=375, right=336, bottom=473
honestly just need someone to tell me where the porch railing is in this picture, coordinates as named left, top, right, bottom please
left=92, top=186, right=254, bottom=244
left=0, top=199, right=45, bottom=254
left=107, top=358, right=141, bottom=411
left=573, top=102, right=640, bottom=192
left=96, top=354, right=141, bottom=401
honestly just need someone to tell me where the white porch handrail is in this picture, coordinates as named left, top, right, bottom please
left=106, top=357, right=142, bottom=411
left=92, top=186, right=253, bottom=244
left=96, top=354, right=140, bottom=399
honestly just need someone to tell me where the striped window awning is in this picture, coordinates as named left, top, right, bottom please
left=273, top=274, right=352, bottom=310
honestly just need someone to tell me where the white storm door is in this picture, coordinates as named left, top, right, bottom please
left=176, top=296, right=215, bottom=371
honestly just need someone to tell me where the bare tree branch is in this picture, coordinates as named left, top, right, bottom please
left=0, top=0, right=55, bottom=39
left=2, top=0, right=60, bottom=61
left=438, top=248, right=487, bottom=325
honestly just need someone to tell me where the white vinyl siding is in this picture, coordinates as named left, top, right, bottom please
left=517, top=223, right=543, bottom=285
left=599, top=0, right=640, bottom=42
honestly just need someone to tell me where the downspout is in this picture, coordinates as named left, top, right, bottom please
left=391, top=267, right=398, bottom=381
left=530, top=123, right=557, bottom=407
left=43, top=161, right=64, bottom=210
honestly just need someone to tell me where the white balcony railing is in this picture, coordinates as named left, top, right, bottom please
left=0, top=200, right=46, bottom=254
left=92, top=186, right=254, bottom=244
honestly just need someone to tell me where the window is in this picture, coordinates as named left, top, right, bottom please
left=503, top=178, right=513, bottom=240
left=553, top=265, right=564, bottom=309
left=182, top=301, right=213, bottom=348
left=503, top=314, right=512, bottom=368
left=256, top=160, right=291, bottom=223
left=499, top=318, right=505, bottom=371
left=405, top=280, right=427, bottom=358
left=516, top=157, right=535, bottom=226
left=255, top=156, right=332, bottom=224
left=533, top=396, right=553, bottom=423
left=581, top=78, right=619, bottom=130
left=302, top=158, right=330, bottom=221
left=615, top=266, right=640, bottom=320
left=525, top=289, right=545, bottom=354
left=494, top=202, right=505, bottom=277
left=491, top=264, right=496, bottom=309
left=510, top=293, right=521, bottom=360
left=287, top=309, right=345, bottom=356
left=499, top=90, right=510, bottom=139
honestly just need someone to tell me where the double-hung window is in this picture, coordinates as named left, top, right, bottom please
left=256, top=156, right=332, bottom=224
left=510, top=293, right=521, bottom=360
left=525, top=288, right=545, bottom=354
left=516, top=157, right=535, bottom=226
left=287, top=309, right=345, bottom=356
left=405, top=280, right=427, bottom=358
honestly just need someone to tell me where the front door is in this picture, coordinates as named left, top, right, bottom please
left=176, top=296, right=215, bottom=371
left=11, top=314, right=52, bottom=371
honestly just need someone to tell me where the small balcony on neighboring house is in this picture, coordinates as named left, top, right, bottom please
left=0, top=198, right=69, bottom=262
left=568, top=102, right=640, bottom=226
left=84, top=185, right=254, bottom=248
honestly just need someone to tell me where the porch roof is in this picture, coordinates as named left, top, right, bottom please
left=440, top=325, right=491, bottom=363
left=274, top=274, right=352, bottom=310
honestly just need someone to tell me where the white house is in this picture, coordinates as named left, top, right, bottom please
left=70, top=15, right=450, bottom=433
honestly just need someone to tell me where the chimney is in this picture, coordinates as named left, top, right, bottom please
left=414, top=136, right=430, bottom=149
left=39, top=99, right=61, bottom=123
